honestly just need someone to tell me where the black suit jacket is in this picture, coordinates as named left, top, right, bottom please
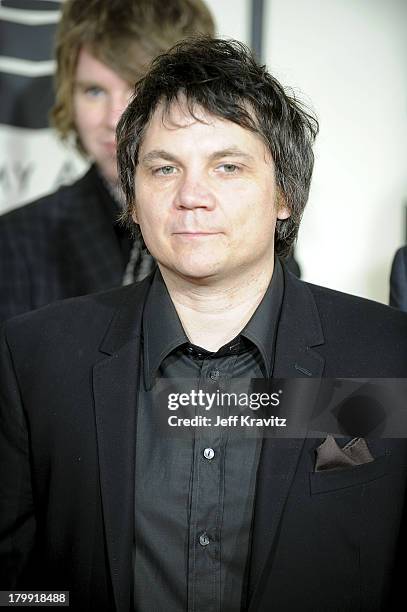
left=1, top=266, right=407, bottom=611
left=390, top=246, right=407, bottom=312
left=0, top=165, right=130, bottom=324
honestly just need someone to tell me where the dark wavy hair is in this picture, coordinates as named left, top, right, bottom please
left=117, top=37, right=318, bottom=258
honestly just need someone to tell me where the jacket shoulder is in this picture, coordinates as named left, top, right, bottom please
left=0, top=169, right=94, bottom=227
left=2, top=278, right=150, bottom=353
left=392, top=246, right=407, bottom=263
left=390, top=246, right=407, bottom=310
left=307, top=281, right=407, bottom=332
left=305, top=281, right=407, bottom=371
left=4, top=282, right=134, bottom=334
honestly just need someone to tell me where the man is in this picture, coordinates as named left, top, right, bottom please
left=0, top=0, right=215, bottom=323
left=1, top=38, right=407, bottom=612
left=390, top=246, right=407, bottom=310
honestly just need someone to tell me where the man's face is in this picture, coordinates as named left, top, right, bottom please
left=134, top=101, right=290, bottom=285
left=73, top=47, right=133, bottom=183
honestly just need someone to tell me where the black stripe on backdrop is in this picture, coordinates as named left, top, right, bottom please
left=2, top=0, right=62, bottom=9
left=0, top=22, right=57, bottom=61
left=0, top=72, right=54, bottom=128
left=250, top=0, right=264, bottom=61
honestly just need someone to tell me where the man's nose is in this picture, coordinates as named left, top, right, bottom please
left=175, top=174, right=216, bottom=210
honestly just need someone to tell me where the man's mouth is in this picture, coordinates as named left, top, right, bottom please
left=173, top=231, right=220, bottom=237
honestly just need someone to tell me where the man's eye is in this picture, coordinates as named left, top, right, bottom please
left=219, top=164, right=239, bottom=173
left=154, top=166, right=176, bottom=176
left=84, top=86, right=105, bottom=97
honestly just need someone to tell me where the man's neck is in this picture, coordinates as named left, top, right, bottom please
left=160, top=261, right=275, bottom=352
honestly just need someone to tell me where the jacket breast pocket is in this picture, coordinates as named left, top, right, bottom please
left=310, top=454, right=388, bottom=494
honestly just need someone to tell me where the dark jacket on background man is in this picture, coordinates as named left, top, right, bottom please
left=0, top=166, right=134, bottom=323
left=390, top=246, right=407, bottom=311
left=1, top=265, right=406, bottom=611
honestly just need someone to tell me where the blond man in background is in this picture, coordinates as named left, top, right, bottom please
left=0, top=0, right=214, bottom=323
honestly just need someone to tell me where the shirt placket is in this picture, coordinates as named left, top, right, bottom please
left=187, top=351, right=238, bottom=612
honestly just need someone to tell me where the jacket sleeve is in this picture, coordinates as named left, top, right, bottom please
left=390, top=247, right=407, bottom=312
left=0, top=322, right=36, bottom=588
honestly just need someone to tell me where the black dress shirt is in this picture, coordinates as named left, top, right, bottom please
left=133, top=260, right=284, bottom=611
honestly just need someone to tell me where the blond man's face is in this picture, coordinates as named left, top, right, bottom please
left=73, top=47, right=133, bottom=183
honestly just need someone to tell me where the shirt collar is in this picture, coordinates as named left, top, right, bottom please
left=143, top=270, right=188, bottom=389
left=240, top=256, right=284, bottom=378
left=142, top=259, right=285, bottom=389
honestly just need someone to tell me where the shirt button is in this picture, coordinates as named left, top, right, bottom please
left=203, top=447, right=215, bottom=460
left=209, top=369, right=220, bottom=381
left=199, top=533, right=210, bottom=547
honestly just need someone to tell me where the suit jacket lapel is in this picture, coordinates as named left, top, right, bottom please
left=248, top=268, right=325, bottom=610
left=92, top=279, right=151, bottom=612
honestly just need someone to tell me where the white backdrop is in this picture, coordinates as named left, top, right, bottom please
left=264, top=0, right=407, bottom=303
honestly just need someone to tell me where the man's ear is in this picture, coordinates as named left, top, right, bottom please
left=276, top=193, right=290, bottom=220
left=131, top=202, right=139, bottom=225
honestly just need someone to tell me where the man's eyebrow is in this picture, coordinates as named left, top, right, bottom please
left=140, top=150, right=180, bottom=164
left=207, top=148, right=256, bottom=163
left=74, top=79, right=104, bottom=87
left=140, top=147, right=256, bottom=165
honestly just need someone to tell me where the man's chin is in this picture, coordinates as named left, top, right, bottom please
left=160, top=261, right=223, bottom=285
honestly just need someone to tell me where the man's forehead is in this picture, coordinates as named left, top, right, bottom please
left=74, top=46, right=130, bottom=86
left=150, top=98, right=219, bottom=131
left=135, top=103, right=276, bottom=175
left=141, top=98, right=268, bottom=155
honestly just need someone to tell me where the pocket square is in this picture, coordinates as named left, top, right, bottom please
left=315, top=434, right=374, bottom=472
